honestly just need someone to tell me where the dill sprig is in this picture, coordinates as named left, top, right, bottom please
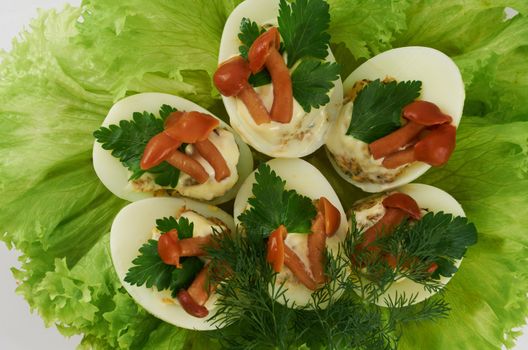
left=348, top=211, right=477, bottom=304
left=206, top=225, right=451, bottom=350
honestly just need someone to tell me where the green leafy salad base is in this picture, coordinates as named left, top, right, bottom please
left=1, top=0, right=528, bottom=349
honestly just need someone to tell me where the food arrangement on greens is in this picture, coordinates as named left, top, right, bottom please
left=1, top=0, right=527, bottom=349
left=326, top=46, right=464, bottom=192
left=93, top=93, right=253, bottom=204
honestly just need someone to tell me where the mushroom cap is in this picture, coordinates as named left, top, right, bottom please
left=403, top=100, right=452, bottom=126
left=382, top=192, right=421, bottom=220
left=213, top=56, right=251, bottom=96
left=415, top=124, right=457, bottom=166
left=248, top=27, right=281, bottom=74
left=164, top=111, right=219, bottom=143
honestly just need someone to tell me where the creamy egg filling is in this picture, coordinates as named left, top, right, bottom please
left=130, top=128, right=240, bottom=200
left=326, top=101, right=408, bottom=184
left=235, top=82, right=333, bottom=155
left=151, top=210, right=227, bottom=242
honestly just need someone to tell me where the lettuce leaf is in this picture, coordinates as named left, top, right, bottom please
left=399, top=117, right=528, bottom=349
left=1, top=1, right=528, bottom=350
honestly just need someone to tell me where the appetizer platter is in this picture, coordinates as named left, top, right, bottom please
left=1, top=0, right=527, bottom=350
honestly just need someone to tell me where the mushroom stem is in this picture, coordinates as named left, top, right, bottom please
left=266, top=48, right=293, bottom=123
left=187, top=265, right=216, bottom=306
left=284, top=245, right=318, bottom=290
left=179, top=236, right=212, bottom=257
left=166, top=150, right=209, bottom=184
left=369, top=121, right=425, bottom=160
left=214, top=56, right=271, bottom=125
left=195, top=139, right=231, bottom=181
left=308, top=212, right=326, bottom=285
left=357, top=208, right=408, bottom=250
left=382, top=147, right=416, bottom=169
left=141, top=132, right=182, bottom=170
left=238, top=84, right=272, bottom=124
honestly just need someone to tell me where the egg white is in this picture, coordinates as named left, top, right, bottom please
left=352, top=183, right=465, bottom=306
left=326, top=46, right=465, bottom=193
left=110, top=197, right=235, bottom=330
left=218, top=0, right=343, bottom=158
left=92, top=92, right=253, bottom=204
left=234, top=158, right=347, bottom=307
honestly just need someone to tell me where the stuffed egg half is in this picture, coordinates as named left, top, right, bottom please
left=218, top=0, right=343, bottom=158
left=93, top=92, right=253, bottom=204
left=234, top=158, right=348, bottom=307
left=326, top=46, right=464, bottom=192
left=110, top=197, right=235, bottom=330
left=351, top=183, right=466, bottom=306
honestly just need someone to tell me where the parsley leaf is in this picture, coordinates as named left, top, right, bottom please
left=156, top=216, right=194, bottom=239
left=93, top=105, right=182, bottom=187
left=159, top=104, right=178, bottom=121
left=248, top=70, right=272, bottom=87
left=124, top=228, right=204, bottom=294
left=238, top=17, right=264, bottom=59
left=169, top=257, right=205, bottom=296
left=291, top=58, right=340, bottom=112
left=238, top=163, right=317, bottom=237
left=346, top=79, right=422, bottom=143
left=94, top=111, right=163, bottom=178
left=147, top=162, right=181, bottom=187
left=238, top=18, right=272, bottom=88
left=278, top=0, right=331, bottom=67
left=124, top=239, right=174, bottom=290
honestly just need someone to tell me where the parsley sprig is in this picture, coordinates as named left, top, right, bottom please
left=124, top=216, right=204, bottom=296
left=237, top=163, right=317, bottom=237
left=291, top=58, right=340, bottom=112
left=93, top=104, right=182, bottom=187
left=346, top=79, right=422, bottom=143
left=237, top=0, right=340, bottom=112
left=278, top=0, right=331, bottom=67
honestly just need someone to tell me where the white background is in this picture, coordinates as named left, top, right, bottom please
left=0, top=1, right=526, bottom=349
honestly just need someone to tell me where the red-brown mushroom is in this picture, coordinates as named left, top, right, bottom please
left=157, top=229, right=182, bottom=268
left=368, top=100, right=456, bottom=169
left=266, top=225, right=317, bottom=290
left=307, top=197, right=341, bottom=285
left=369, top=101, right=452, bottom=160
left=164, top=111, right=219, bottom=143
left=356, top=193, right=421, bottom=251
left=214, top=56, right=271, bottom=125
left=194, top=139, right=231, bottom=182
left=141, top=111, right=231, bottom=184
left=158, top=231, right=213, bottom=268
left=248, top=27, right=293, bottom=124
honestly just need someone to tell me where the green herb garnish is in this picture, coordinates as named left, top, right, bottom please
left=93, top=104, right=181, bottom=187
left=291, top=58, right=340, bottom=112
left=238, top=17, right=264, bottom=60
left=350, top=211, right=478, bottom=301
left=125, top=216, right=204, bottom=295
left=278, top=0, right=331, bottom=67
left=206, top=225, right=450, bottom=349
left=346, top=79, right=422, bottom=143
left=237, top=163, right=317, bottom=237
left=156, top=216, right=194, bottom=239
left=237, top=0, right=338, bottom=110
